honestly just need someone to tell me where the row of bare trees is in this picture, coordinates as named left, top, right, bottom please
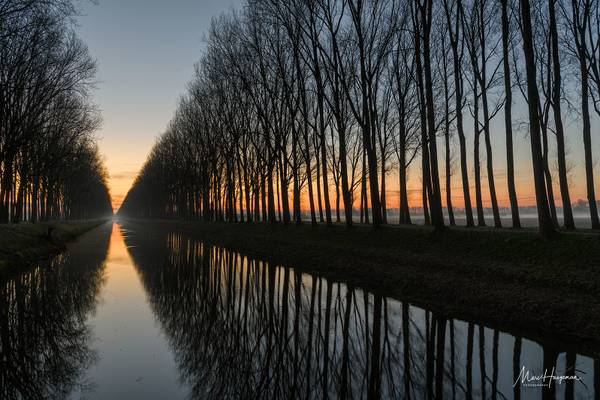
left=120, top=0, right=600, bottom=237
left=0, top=0, right=112, bottom=223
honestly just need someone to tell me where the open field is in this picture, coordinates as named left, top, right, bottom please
left=120, top=218, right=600, bottom=355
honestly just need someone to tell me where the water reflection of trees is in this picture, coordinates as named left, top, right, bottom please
left=124, top=230, right=599, bottom=400
left=0, top=224, right=111, bottom=400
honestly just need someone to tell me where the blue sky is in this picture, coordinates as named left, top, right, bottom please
left=77, top=0, right=243, bottom=208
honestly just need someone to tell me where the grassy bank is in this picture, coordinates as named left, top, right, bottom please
left=0, top=219, right=109, bottom=275
left=122, top=219, right=600, bottom=354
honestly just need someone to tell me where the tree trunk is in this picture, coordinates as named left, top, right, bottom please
left=445, top=0, right=474, bottom=227
left=501, top=0, right=521, bottom=228
left=443, top=50, right=456, bottom=226
left=315, top=152, right=324, bottom=223
left=422, top=0, right=445, bottom=231
left=573, top=5, right=600, bottom=229
left=473, top=83, right=485, bottom=227
left=549, top=0, right=574, bottom=229
left=380, top=161, right=387, bottom=224
left=482, top=92, right=502, bottom=228
left=520, top=0, right=557, bottom=238
left=338, top=129, right=353, bottom=226
left=399, top=114, right=412, bottom=224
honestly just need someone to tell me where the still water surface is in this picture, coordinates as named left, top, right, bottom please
left=0, top=221, right=598, bottom=399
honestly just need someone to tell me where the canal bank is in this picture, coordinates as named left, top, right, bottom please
left=0, top=218, right=110, bottom=275
left=119, top=218, right=600, bottom=355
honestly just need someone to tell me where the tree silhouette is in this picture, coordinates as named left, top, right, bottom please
left=0, top=0, right=112, bottom=223
left=120, top=0, right=600, bottom=237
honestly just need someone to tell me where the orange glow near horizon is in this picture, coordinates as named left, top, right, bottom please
left=104, top=124, right=598, bottom=214
left=102, top=145, right=148, bottom=212
left=108, top=170, right=138, bottom=212
left=107, top=159, right=591, bottom=214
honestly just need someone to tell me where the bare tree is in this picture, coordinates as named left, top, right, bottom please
left=563, top=0, right=600, bottom=229
left=519, top=0, right=557, bottom=237
left=500, top=0, right=521, bottom=228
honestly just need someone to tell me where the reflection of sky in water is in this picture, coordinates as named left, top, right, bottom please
left=0, top=222, right=598, bottom=399
left=69, top=225, right=187, bottom=400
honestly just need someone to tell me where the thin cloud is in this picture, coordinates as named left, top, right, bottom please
left=110, top=171, right=138, bottom=180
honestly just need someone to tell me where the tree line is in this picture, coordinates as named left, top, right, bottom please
left=120, top=0, right=600, bottom=237
left=0, top=0, right=113, bottom=223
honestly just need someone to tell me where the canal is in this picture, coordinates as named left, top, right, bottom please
left=0, top=221, right=597, bottom=399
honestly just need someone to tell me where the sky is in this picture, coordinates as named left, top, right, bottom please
left=77, top=0, right=243, bottom=211
left=76, top=0, right=599, bottom=213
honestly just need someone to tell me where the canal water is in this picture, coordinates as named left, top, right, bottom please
left=0, top=221, right=598, bottom=399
